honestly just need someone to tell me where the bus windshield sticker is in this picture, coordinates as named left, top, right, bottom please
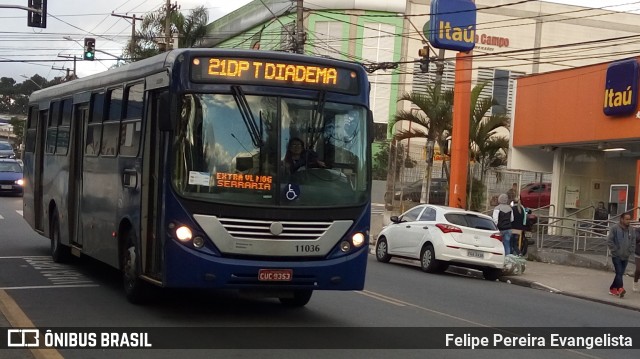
left=191, top=57, right=359, bottom=94
left=284, top=183, right=300, bottom=201
left=188, top=171, right=212, bottom=186
left=215, top=172, right=273, bottom=190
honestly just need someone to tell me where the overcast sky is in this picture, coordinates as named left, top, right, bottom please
left=0, top=0, right=637, bottom=84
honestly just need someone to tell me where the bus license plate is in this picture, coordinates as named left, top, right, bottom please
left=467, top=250, right=484, bottom=258
left=0, top=185, right=11, bottom=190
left=258, top=269, right=292, bottom=281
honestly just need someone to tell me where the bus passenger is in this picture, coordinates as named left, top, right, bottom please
left=283, top=137, right=325, bottom=173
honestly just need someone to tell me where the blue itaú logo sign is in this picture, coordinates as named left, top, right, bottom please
left=604, top=59, right=639, bottom=116
left=428, top=0, right=476, bottom=52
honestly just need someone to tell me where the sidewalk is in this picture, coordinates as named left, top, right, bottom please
left=501, top=260, right=640, bottom=311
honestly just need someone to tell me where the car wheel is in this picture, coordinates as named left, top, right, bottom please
left=50, top=209, right=71, bottom=263
left=375, top=237, right=391, bottom=263
left=279, top=290, right=313, bottom=307
left=482, top=268, right=502, bottom=281
left=122, top=230, right=150, bottom=304
left=420, top=244, right=440, bottom=273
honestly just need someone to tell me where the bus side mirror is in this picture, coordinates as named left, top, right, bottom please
left=158, top=92, right=176, bottom=131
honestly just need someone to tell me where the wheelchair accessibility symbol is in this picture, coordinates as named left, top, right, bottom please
left=285, top=183, right=300, bottom=201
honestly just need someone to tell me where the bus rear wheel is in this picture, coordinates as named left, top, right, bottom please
left=50, top=209, right=71, bottom=263
left=279, top=290, right=313, bottom=307
left=122, top=230, right=149, bottom=304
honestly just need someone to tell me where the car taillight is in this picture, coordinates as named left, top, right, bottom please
left=436, top=223, right=462, bottom=233
left=491, top=233, right=503, bottom=241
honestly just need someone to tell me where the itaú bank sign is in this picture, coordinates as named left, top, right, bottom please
left=428, top=0, right=476, bottom=52
left=603, top=59, right=639, bottom=116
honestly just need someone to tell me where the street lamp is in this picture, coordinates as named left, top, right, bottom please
left=20, top=75, right=43, bottom=89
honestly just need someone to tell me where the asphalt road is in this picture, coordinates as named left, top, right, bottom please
left=1, top=196, right=640, bottom=359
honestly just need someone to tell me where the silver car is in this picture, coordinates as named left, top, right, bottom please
left=0, top=141, right=15, bottom=159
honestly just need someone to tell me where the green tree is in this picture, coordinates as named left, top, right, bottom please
left=389, top=83, right=510, bottom=209
left=391, top=86, right=453, bottom=203
left=468, top=83, right=510, bottom=189
left=9, top=117, right=25, bottom=146
left=373, top=140, right=415, bottom=180
left=125, top=6, right=209, bottom=61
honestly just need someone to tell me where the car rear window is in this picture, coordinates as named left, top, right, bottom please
left=445, top=213, right=497, bottom=230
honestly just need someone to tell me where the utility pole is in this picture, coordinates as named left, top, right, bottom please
left=163, top=0, right=179, bottom=51
left=296, top=0, right=304, bottom=54
left=57, top=55, right=77, bottom=79
left=52, top=66, right=72, bottom=81
left=111, top=12, right=142, bottom=59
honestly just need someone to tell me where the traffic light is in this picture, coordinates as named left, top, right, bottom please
left=418, top=45, right=430, bottom=73
left=27, top=0, right=47, bottom=28
left=84, top=38, right=96, bottom=61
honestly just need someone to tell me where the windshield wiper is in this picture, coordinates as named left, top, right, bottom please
left=308, top=90, right=327, bottom=148
left=231, top=86, right=263, bottom=147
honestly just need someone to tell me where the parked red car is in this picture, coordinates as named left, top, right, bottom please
left=519, top=182, right=551, bottom=208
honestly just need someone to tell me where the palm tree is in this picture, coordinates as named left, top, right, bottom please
left=125, top=6, right=209, bottom=61
left=468, top=83, right=510, bottom=187
left=390, top=83, right=510, bottom=208
left=391, top=86, right=453, bottom=203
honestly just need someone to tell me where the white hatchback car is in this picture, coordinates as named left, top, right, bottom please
left=375, top=204, right=505, bottom=280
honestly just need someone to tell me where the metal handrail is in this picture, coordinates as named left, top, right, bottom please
left=534, top=214, right=604, bottom=253
left=565, top=205, right=595, bottom=219
left=529, top=204, right=555, bottom=216
left=608, top=206, right=640, bottom=221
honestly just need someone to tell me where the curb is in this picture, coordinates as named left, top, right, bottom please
left=499, top=276, right=640, bottom=313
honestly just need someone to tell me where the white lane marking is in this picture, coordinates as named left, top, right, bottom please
left=16, top=210, right=23, bottom=216
left=355, top=290, right=405, bottom=307
left=361, top=289, right=488, bottom=327
left=0, top=215, right=4, bottom=219
left=0, top=284, right=99, bottom=290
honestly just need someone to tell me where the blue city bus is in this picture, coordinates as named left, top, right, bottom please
left=23, top=49, right=372, bottom=306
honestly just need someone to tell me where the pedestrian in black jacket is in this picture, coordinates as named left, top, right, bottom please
left=492, top=193, right=514, bottom=256
left=511, top=199, right=528, bottom=256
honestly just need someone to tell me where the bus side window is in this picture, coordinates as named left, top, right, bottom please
left=25, top=106, right=38, bottom=153
left=56, top=99, right=72, bottom=156
left=101, top=87, right=123, bottom=157
left=119, top=83, right=144, bottom=157
left=46, top=102, right=60, bottom=154
left=86, top=92, right=105, bottom=156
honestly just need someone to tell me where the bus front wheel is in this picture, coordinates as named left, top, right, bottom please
left=279, top=290, right=313, bottom=307
left=122, top=230, right=149, bottom=304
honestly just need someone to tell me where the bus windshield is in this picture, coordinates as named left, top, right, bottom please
left=172, top=93, right=369, bottom=207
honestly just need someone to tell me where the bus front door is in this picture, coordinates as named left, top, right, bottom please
left=140, top=90, right=164, bottom=279
left=33, top=110, right=48, bottom=232
left=68, top=104, right=89, bottom=246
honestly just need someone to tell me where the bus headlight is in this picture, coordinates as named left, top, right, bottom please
left=340, top=241, right=351, bottom=252
left=16, top=179, right=24, bottom=186
left=351, top=232, right=365, bottom=247
left=175, top=226, right=193, bottom=242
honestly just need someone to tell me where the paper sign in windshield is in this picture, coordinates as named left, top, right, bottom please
left=188, top=171, right=212, bottom=186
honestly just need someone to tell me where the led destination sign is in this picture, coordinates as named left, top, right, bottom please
left=191, top=57, right=359, bottom=94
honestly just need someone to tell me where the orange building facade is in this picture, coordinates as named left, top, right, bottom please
left=510, top=57, right=640, bottom=221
